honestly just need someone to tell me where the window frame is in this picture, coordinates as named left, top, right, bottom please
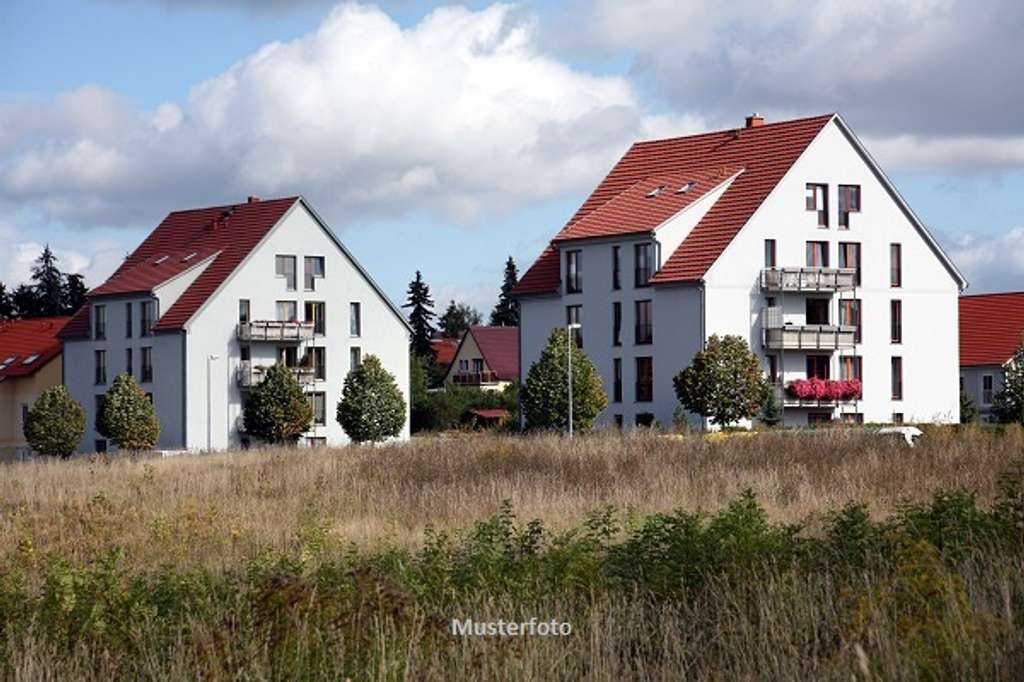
left=140, top=301, right=155, bottom=337
left=891, top=357, right=903, bottom=401
left=764, top=239, right=777, bottom=268
left=566, top=305, right=583, bottom=348
left=839, top=298, right=862, bottom=343
left=635, top=356, right=653, bottom=403
left=982, top=374, right=994, bottom=405
left=305, top=301, right=326, bottom=336
left=890, top=300, right=902, bottom=344
left=612, top=301, right=622, bottom=347
left=613, top=358, right=622, bottom=403
left=565, top=249, right=583, bottom=293
left=276, top=300, right=298, bottom=322
left=141, top=347, right=153, bottom=383
left=349, top=302, right=361, bottom=337
left=838, top=184, right=861, bottom=229
left=94, top=349, right=106, bottom=385
left=838, top=241, right=861, bottom=285
left=805, top=183, right=829, bottom=228
left=93, top=304, right=106, bottom=340
left=239, top=299, right=251, bottom=324
left=634, top=299, right=653, bottom=345
left=350, top=346, right=362, bottom=371
left=634, top=242, right=654, bottom=288
left=890, top=243, right=902, bottom=288
left=612, top=246, right=621, bottom=290
left=275, top=255, right=297, bottom=291
left=806, top=241, right=830, bottom=268
left=125, top=348, right=133, bottom=377
left=125, top=302, right=133, bottom=338
left=303, top=256, right=325, bottom=291
left=806, top=355, right=830, bottom=380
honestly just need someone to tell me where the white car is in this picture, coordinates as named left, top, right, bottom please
left=877, top=426, right=924, bottom=447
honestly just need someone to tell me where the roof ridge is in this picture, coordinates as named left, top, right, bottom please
left=631, top=113, right=835, bottom=147
left=165, top=195, right=299, bottom=215
left=961, top=291, right=1024, bottom=299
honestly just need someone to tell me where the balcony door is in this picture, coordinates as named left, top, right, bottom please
left=806, top=298, right=829, bottom=325
left=806, top=355, right=830, bottom=380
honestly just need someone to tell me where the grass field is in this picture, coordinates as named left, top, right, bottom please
left=2, top=426, right=1023, bottom=679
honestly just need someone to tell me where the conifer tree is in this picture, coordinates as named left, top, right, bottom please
left=489, top=256, right=519, bottom=327
left=403, top=270, right=436, bottom=357
left=31, top=245, right=66, bottom=317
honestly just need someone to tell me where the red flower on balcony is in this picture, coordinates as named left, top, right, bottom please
left=786, top=378, right=862, bottom=401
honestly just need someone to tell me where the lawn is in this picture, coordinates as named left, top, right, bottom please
left=2, top=426, right=1023, bottom=679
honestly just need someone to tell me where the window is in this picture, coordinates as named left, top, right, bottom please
left=841, top=356, right=862, bottom=382
left=764, top=239, right=777, bottom=268
left=808, top=412, right=832, bottom=425
left=635, top=413, right=655, bottom=427
left=94, top=350, right=106, bottom=385
left=806, top=241, right=829, bottom=267
left=472, top=358, right=484, bottom=373
left=806, top=298, right=830, bottom=325
left=634, top=243, right=653, bottom=287
left=240, top=344, right=251, bottom=362
left=20, top=403, right=29, bottom=430
left=567, top=305, right=583, bottom=348
left=458, top=359, right=469, bottom=372
left=613, top=358, right=622, bottom=403
left=805, top=183, right=829, bottom=228
left=125, top=348, right=133, bottom=377
left=94, top=395, right=104, bottom=429
left=890, top=300, right=902, bottom=344
left=565, top=250, right=582, bottom=293
left=125, top=302, right=133, bottom=338
left=349, top=302, right=361, bottom=337
left=304, top=256, right=325, bottom=291
left=94, top=304, right=106, bottom=340
left=239, top=299, right=250, bottom=324
left=892, top=413, right=904, bottom=425
left=612, top=246, right=621, bottom=290
left=310, top=392, right=327, bottom=426
left=278, top=346, right=299, bottom=367
left=982, top=375, right=994, bottom=405
left=635, top=300, right=653, bottom=344
left=307, top=437, right=327, bottom=448
left=613, top=414, right=623, bottom=430
left=350, top=346, right=361, bottom=371
left=838, top=185, right=860, bottom=228
left=612, top=302, right=622, bottom=346
left=275, top=255, right=297, bottom=291
left=807, top=355, right=830, bottom=380
left=306, top=302, right=326, bottom=335
left=767, top=355, right=779, bottom=384
left=141, top=347, right=153, bottom=383
left=145, top=392, right=153, bottom=404
left=890, top=244, right=902, bottom=287
left=842, top=413, right=864, bottom=424
left=635, top=357, right=653, bottom=402
left=141, top=301, right=155, bottom=337
left=276, top=301, right=297, bottom=322
left=840, top=299, right=861, bottom=343
left=891, top=357, right=903, bottom=401
left=838, top=242, right=861, bottom=285
left=95, top=439, right=107, bottom=453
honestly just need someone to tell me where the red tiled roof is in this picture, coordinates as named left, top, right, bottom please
left=431, top=337, right=460, bottom=368
left=60, top=197, right=298, bottom=338
left=514, top=114, right=834, bottom=295
left=959, top=292, right=1024, bottom=366
left=0, top=316, right=70, bottom=380
left=468, top=325, right=519, bottom=380
left=469, top=408, right=510, bottom=419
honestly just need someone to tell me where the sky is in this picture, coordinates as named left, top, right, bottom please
left=2, top=0, right=1023, bottom=314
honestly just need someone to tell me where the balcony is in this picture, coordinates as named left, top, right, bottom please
left=773, top=380, right=861, bottom=407
left=762, top=306, right=856, bottom=351
left=450, top=370, right=502, bottom=386
left=760, top=267, right=857, bottom=292
left=237, top=361, right=316, bottom=388
left=237, top=320, right=315, bottom=342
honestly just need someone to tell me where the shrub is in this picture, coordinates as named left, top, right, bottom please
left=991, top=345, right=1024, bottom=424
left=243, top=363, right=313, bottom=445
left=337, top=355, right=406, bottom=443
left=98, top=373, right=160, bottom=451
left=960, top=390, right=978, bottom=424
left=23, top=385, right=85, bottom=458
left=521, top=327, right=607, bottom=431
left=673, top=335, right=770, bottom=427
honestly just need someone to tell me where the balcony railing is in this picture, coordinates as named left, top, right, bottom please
left=760, top=267, right=857, bottom=292
left=772, top=383, right=858, bottom=408
left=237, top=320, right=315, bottom=342
left=761, top=307, right=856, bottom=351
left=451, top=370, right=502, bottom=386
left=237, top=361, right=316, bottom=388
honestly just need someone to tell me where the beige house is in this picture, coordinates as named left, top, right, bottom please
left=0, top=316, right=69, bottom=461
left=442, top=326, right=518, bottom=392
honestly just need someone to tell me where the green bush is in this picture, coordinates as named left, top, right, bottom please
left=243, top=363, right=313, bottom=445
left=23, top=385, right=85, bottom=458
left=98, top=373, right=160, bottom=451
left=521, top=328, right=607, bottom=431
left=337, top=355, right=406, bottom=443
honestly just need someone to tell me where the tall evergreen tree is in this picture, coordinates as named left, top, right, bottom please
left=31, top=245, right=65, bottom=317
left=438, top=300, right=482, bottom=338
left=63, top=273, right=88, bottom=314
left=489, top=256, right=519, bottom=327
left=403, top=270, right=436, bottom=357
left=0, top=282, right=13, bottom=319
left=12, top=284, right=41, bottom=319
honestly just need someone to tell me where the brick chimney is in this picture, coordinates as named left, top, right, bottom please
left=745, top=113, right=765, bottom=128
left=247, top=196, right=261, bottom=203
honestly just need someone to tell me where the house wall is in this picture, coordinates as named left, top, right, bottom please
left=0, top=357, right=62, bottom=462
left=960, top=365, right=1005, bottom=420
left=183, top=202, right=410, bottom=450
left=444, top=332, right=510, bottom=391
left=703, top=119, right=961, bottom=425
left=64, top=296, right=186, bottom=452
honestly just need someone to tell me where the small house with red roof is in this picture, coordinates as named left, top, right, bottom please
left=442, top=326, right=518, bottom=391
left=0, top=316, right=70, bottom=460
left=60, top=196, right=410, bottom=453
left=959, top=292, right=1024, bottom=419
left=514, top=113, right=966, bottom=428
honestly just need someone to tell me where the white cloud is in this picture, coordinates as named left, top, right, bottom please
left=942, top=227, right=1024, bottom=293
left=0, top=3, right=695, bottom=229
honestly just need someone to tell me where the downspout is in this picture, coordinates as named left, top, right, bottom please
left=181, top=329, right=188, bottom=449
left=699, top=280, right=707, bottom=432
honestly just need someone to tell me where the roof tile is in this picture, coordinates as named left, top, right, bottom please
left=959, top=292, right=1024, bottom=366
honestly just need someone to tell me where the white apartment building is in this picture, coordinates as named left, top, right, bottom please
left=513, top=114, right=966, bottom=428
left=60, top=196, right=410, bottom=452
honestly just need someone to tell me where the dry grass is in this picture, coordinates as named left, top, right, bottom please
left=2, top=425, right=1021, bottom=574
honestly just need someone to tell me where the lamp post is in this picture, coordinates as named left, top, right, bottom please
left=567, top=323, right=581, bottom=438
left=207, top=354, right=219, bottom=451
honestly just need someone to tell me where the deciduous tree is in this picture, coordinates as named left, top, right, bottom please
left=24, top=385, right=85, bottom=458
left=521, top=327, right=607, bottom=431
left=243, top=363, right=314, bottom=445
left=99, top=373, right=161, bottom=451
left=337, top=355, right=406, bottom=443
left=673, top=335, right=770, bottom=428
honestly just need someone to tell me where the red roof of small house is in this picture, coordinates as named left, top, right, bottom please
left=61, top=197, right=300, bottom=338
left=431, top=337, right=460, bottom=368
left=467, top=326, right=518, bottom=381
left=469, top=408, right=510, bottom=420
left=0, top=316, right=70, bottom=380
left=959, top=292, right=1024, bottom=366
left=513, top=114, right=834, bottom=295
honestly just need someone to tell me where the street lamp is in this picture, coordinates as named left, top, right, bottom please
left=566, top=323, right=581, bottom=438
left=207, top=354, right=220, bottom=451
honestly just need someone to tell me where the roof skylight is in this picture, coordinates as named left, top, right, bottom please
left=676, top=181, right=696, bottom=194
left=22, top=354, right=39, bottom=365
left=2, top=356, right=14, bottom=364
left=154, top=255, right=169, bottom=265
left=645, top=185, right=666, bottom=198
left=182, top=252, right=198, bottom=262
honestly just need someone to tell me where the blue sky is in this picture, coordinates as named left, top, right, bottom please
left=2, top=0, right=1023, bottom=313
